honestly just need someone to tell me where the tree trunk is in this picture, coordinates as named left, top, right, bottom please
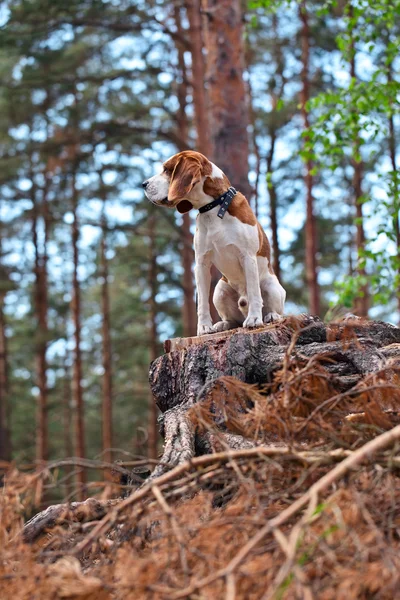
left=149, top=316, right=400, bottom=475
left=387, top=59, right=400, bottom=323
left=0, top=202, right=11, bottom=461
left=203, top=0, right=251, bottom=199
left=266, top=13, right=285, bottom=280
left=202, top=0, right=250, bottom=323
left=0, top=295, right=11, bottom=461
left=100, top=204, right=113, bottom=472
left=181, top=215, right=197, bottom=336
left=349, top=8, right=368, bottom=318
left=266, top=126, right=281, bottom=280
left=71, top=168, right=86, bottom=496
left=186, top=0, right=211, bottom=157
left=63, top=353, right=74, bottom=499
left=31, top=173, right=49, bottom=465
left=148, top=212, right=159, bottom=460
left=175, top=4, right=197, bottom=337
left=299, top=1, right=320, bottom=317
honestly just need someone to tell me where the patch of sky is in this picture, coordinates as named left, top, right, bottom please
left=9, top=124, right=30, bottom=141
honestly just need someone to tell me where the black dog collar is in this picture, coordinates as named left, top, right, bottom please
left=198, top=186, right=237, bottom=219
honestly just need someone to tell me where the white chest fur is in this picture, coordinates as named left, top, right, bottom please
left=194, top=209, right=259, bottom=293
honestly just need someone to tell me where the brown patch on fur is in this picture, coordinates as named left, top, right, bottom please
left=228, top=192, right=257, bottom=226
left=203, top=174, right=231, bottom=198
left=221, top=275, right=228, bottom=283
left=257, top=223, right=274, bottom=273
left=257, top=223, right=271, bottom=260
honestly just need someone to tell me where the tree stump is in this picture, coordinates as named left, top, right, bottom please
left=23, top=315, right=400, bottom=542
left=149, top=315, right=400, bottom=476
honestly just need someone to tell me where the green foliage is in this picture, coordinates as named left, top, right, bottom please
left=303, top=0, right=400, bottom=312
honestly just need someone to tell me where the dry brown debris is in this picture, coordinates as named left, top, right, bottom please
left=2, top=325, right=400, bottom=599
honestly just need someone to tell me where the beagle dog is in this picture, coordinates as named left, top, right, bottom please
left=143, top=150, right=286, bottom=336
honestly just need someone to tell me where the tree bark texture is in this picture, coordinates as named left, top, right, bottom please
left=186, top=0, right=211, bottom=157
left=266, top=126, right=281, bottom=280
left=100, top=208, right=113, bottom=471
left=31, top=176, right=49, bottom=465
left=349, top=7, right=369, bottom=318
left=71, top=169, right=86, bottom=496
left=149, top=316, right=400, bottom=474
left=147, top=212, right=159, bottom=460
left=0, top=295, right=11, bottom=461
left=203, top=0, right=251, bottom=200
left=151, top=316, right=400, bottom=413
left=299, top=2, right=320, bottom=317
left=387, top=59, right=400, bottom=323
left=174, top=5, right=197, bottom=337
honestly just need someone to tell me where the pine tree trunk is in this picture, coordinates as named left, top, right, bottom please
left=0, top=206, right=11, bottom=461
left=175, top=5, right=197, bottom=337
left=0, top=295, right=11, bottom=461
left=181, top=215, right=197, bottom=336
left=299, top=1, right=320, bottom=316
left=31, top=176, right=49, bottom=465
left=387, top=60, right=400, bottom=323
left=349, top=24, right=368, bottom=317
left=202, top=0, right=250, bottom=324
left=100, top=207, right=113, bottom=472
left=63, top=355, right=74, bottom=499
left=186, top=0, right=211, bottom=157
left=71, top=168, right=86, bottom=496
left=148, top=212, right=159, bottom=460
left=204, top=0, right=251, bottom=199
left=266, top=127, right=281, bottom=280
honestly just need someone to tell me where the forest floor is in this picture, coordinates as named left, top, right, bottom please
left=2, top=318, right=400, bottom=599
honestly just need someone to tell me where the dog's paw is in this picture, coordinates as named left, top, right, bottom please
left=197, top=323, right=214, bottom=336
left=264, top=312, right=282, bottom=324
left=243, top=315, right=263, bottom=329
left=213, top=320, right=237, bottom=333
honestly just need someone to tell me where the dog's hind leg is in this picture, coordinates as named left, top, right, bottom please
left=212, top=278, right=244, bottom=332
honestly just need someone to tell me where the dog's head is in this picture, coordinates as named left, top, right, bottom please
left=142, top=151, right=214, bottom=214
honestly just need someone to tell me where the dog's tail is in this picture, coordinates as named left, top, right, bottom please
left=238, top=296, right=248, bottom=316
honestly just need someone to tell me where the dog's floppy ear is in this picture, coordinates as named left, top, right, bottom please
left=168, top=157, right=201, bottom=203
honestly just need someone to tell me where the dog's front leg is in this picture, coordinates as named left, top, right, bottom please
left=241, top=254, right=263, bottom=328
left=195, top=255, right=214, bottom=336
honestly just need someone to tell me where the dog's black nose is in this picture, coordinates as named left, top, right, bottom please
left=142, top=180, right=149, bottom=189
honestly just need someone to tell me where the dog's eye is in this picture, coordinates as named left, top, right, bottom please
left=163, top=167, right=169, bottom=174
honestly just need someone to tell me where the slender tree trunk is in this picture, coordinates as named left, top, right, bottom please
left=71, top=168, right=86, bottom=496
left=0, top=295, right=11, bottom=461
left=266, top=126, right=281, bottom=280
left=100, top=204, right=113, bottom=472
left=31, top=171, right=49, bottom=465
left=175, top=5, right=197, bottom=337
left=247, top=75, right=261, bottom=216
left=265, top=13, right=285, bottom=280
left=387, top=59, right=400, bottom=322
left=0, top=204, right=11, bottom=461
left=186, top=0, right=211, bottom=157
left=349, top=18, right=368, bottom=317
left=63, top=356, right=74, bottom=499
left=148, top=212, right=159, bottom=460
left=299, top=1, right=320, bottom=316
left=203, top=0, right=251, bottom=199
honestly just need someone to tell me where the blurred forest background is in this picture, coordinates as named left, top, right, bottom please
left=0, top=0, right=399, bottom=498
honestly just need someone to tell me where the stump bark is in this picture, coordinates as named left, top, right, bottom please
left=149, top=315, right=400, bottom=475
